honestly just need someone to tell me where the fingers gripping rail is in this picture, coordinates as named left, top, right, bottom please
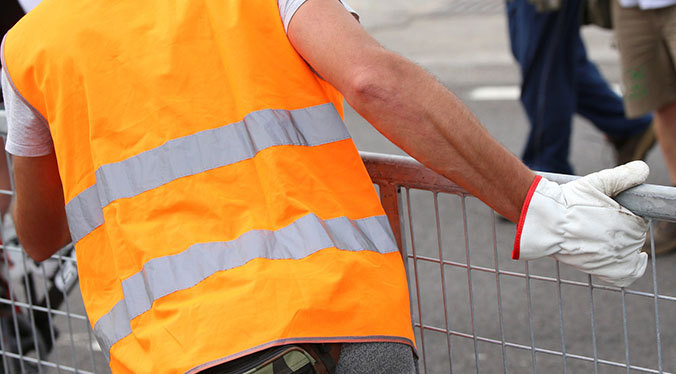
left=537, top=171, right=676, bottom=223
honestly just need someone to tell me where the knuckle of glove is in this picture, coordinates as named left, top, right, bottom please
left=561, top=179, right=620, bottom=210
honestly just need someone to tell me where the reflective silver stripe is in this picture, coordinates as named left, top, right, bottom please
left=65, top=103, right=350, bottom=243
left=92, top=213, right=398, bottom=355
left=64, top=185, right=103, bottom=243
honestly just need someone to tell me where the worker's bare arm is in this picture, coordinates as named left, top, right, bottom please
left=11, top=151, right=70, bottom=262
left=287, top=0, right=536, bottom=222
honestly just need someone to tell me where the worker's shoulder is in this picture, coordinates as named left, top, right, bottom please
left=5, top=0, right=83, bottom=57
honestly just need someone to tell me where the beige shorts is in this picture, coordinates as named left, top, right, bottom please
left=612, top=2, right=676, bottom=118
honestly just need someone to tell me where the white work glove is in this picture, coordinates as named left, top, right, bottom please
left=512, top=161, right=649, bottom=288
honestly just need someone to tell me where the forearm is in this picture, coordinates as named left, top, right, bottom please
left=343, top=50, right=535, bottom=222
left=287, top=0, right=649, bottom=287
left=287, top=0, right=535, bottom=221
left=11, top=153, right=71, bottom=262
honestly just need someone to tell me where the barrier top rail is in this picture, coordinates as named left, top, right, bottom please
left=360, top=151, right=676, bottom=222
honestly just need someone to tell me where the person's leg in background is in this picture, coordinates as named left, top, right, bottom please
left=508, top=0, right=652, bottom=174
left=508, top=0, right=581, bottom=174
left=655, top=101, right=676, bottom=182
left=654, top=4, right=676, bottom=184
left=612, top=2, right=676, bottom=255
left=573, top=28, right=655, bottom=165
left=646, top=100, right=676, bottom=254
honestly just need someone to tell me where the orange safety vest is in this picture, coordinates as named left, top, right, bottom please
left=2, top=0, right=415, bottom=372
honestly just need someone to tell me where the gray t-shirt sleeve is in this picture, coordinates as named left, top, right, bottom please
left=1, top=69, right=53, bottom=157
left=278, top=0, right=359, bottom=32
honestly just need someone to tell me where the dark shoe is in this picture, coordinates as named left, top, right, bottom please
left=643, top=221, right=676, bottom=256
left=609, top=124, right=656, bottom=166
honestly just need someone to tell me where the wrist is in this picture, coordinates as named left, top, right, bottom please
left=512, top=175, right=542, bottom=260
left=512, top=176, right=566, bottom=261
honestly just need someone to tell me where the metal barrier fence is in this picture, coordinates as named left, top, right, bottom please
left=0, top=112, right=673, bottom=373
left=362, top=151, right=676, bottom=374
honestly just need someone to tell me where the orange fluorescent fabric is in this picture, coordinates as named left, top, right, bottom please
left=111, top=250, right=411, bottom=373
left=2, top=0, right=415, bottom=372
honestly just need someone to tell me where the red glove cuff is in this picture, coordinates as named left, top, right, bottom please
left=512, top=175, right=543, bottom=260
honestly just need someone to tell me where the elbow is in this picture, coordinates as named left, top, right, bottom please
left=342, top=52, right=405, bottom=112
left=345, top=69, right=395, bottom=112
left=21, top=236, right=70, bottom=263
left=10, top=200, right=71, bottom=263
left=25, top=250, right=52, bottom=263
left=11, top=213, right=71, bottom=263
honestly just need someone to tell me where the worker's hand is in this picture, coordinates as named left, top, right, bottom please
left=513, top=161, right=649, bottom=288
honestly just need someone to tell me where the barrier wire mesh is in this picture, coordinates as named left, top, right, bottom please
left=363, top=151, right=676, bottom=374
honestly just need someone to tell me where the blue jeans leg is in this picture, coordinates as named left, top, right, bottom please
left=508, top=0, right=579, bottom=174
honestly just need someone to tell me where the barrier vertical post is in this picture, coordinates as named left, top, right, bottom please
left=379, top=183, right=405, bottom=260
